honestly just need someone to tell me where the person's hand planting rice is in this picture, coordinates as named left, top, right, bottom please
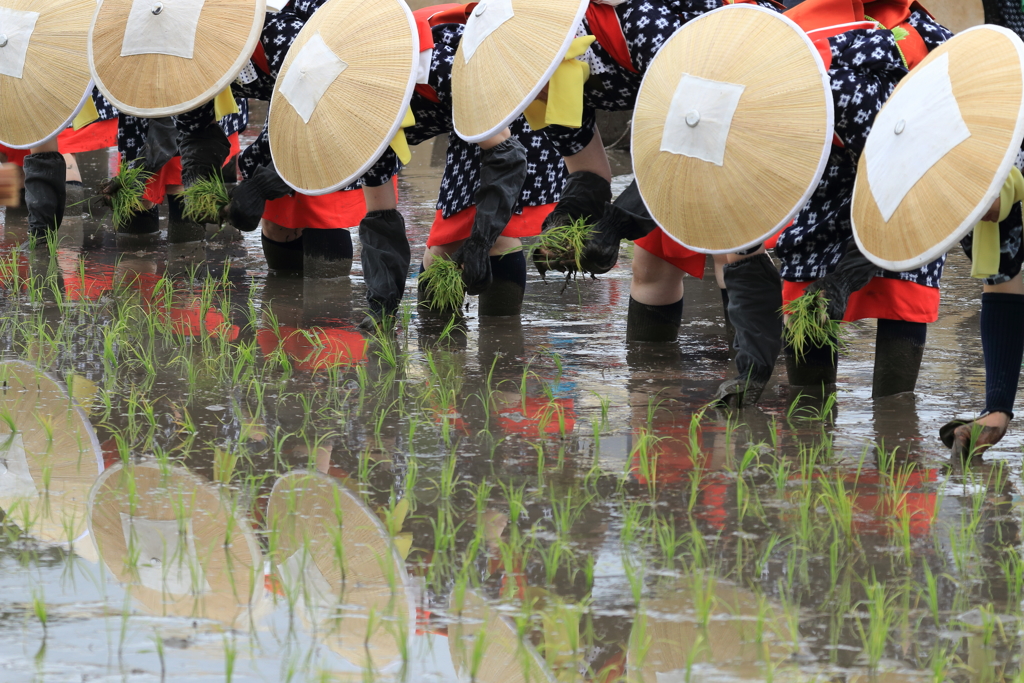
left=578, top=179, right=657, bottom=275
left=803, top=240, right=877, bottom=321
left=419, top=258, right=466, bottom=313
left=532, top=217, right=594, bottom=277
left=222, top=164, right=292, bottom=232
left=97, top=164, right=153, bottom=230
left=533, top=171, right=611, bottom=276
left=182, top=174, right=231, bottom=225
left=178, top=120, right=231, bottom=187
left=0, top=163, right=22, bottom=207
left=452, top=138, right=528, bottom=295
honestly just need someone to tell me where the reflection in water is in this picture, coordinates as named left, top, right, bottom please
left=267, top=471, right=415, bottom=680
left=0, top=361, right=103, bottom=560
left=88, top=462, right=266, bottom=627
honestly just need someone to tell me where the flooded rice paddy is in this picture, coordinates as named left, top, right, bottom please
left=0, top=132, right=1022, bottom=682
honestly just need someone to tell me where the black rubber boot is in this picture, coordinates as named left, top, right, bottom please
left=23, top=152, right=66, bottom=240
left=872, top=319, right=926, bottom=398
left=478, top=251, right=527, bottom=317
left=262, top=232, right=304, bottom=272
left=115, top=205, right=160, bottom=247
left=303, top=228, right=354, bottom=279
left=357, top=209, right=410, bottom=329
left=167, top=193, right=206, bottom=243
left=626, top=296, right=683, bottom=342
left=784, top=340, right=838, bottom=387
left=712, top=253, right=782, bottom=407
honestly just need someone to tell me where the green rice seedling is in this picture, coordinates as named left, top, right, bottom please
left=31, top=587, right=47, bottom=634
left=783, top=290, right=846, bottom=361
left=419, top=258, right=466, bottom=313
left=108, top=164, right=153, bottom=230
left=854, top=578, right=897, bottom=670
left=533, top=217, right=593, bottom=276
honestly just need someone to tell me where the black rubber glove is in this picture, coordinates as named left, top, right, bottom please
left=359, top=209, right=411, bottom=324
left=222, top=165, right=292, bottom=232
left=452, top=138, right=528, bottom=295
left=804, top=239, right=878, bottom=320
left=534, top=170, right=612, bottom=275
left=178, top=120, right=231, bottom=187
left=580, top=179, right=657, bottom=274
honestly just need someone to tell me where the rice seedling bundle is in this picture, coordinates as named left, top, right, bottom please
left=110, top=164, right=152, bottom=230
left=182, top=174, right=230, bottom=225
left=533, top=218, right=593, bottom=275
left=420, top=258, right=466, bottom=313
left=783, top=290, right=845, bottom=361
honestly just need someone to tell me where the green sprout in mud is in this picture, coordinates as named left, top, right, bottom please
left=419, top=258, right=466, bottom=313
left=783, top=290, right=846, bottom=361
left=533, top=218, right=594, bottom=277
left=182, top=174, right=230, bottom=225
left=108, top=164, right=153, bottom=230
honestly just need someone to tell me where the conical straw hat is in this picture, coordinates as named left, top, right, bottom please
left=269, top=0, right=418, bottom=195
left=451, top=0, right=589, bottom=143
left=631, top=5, right=833, bottom=254
left=0, top=361, right=102, bottom=550
left=448, top=589, right=555, bottom=683
left=267, top=471, right=414, bottom=673
left=851, top=26, right=1024, bottom=272
left=0, top=0, right=96, bottom=149
left=89, top=0, right=267, bottom=117
left=88, top=462, right=265, bottom=627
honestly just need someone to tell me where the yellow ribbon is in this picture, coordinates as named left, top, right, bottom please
left=389, top=107, right=416, bottom=165
left=972, top=166, right=1024, bottom=279
left=72, top=96, right=100, bottom=131
left=213, top=87, right=240, bottom=121
left=523, top=36, right=596, bottom=131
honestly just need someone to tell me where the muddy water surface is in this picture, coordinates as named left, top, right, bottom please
left=0, top=129, right=1020, bottom=683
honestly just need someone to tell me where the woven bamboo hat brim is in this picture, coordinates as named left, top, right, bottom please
left=268, top=0, right=418, bottom=195
left=267, top=471, right=413, bottom=671
left=89, top=0, right=266, bottom=117
left=451, top=0, right=589, bottom=143
left=851, top=26, right=1024, bottom=272
left=0, top=361, right=102, bottom=548
left=448, top=590, right=555, bottom=683
left=0, top=0, right=95, bottom=149
left=924, top=0, right=984, bottom=33
left=88, top=462, right=265, bottom=627
left=626, top=579, right=798, bottom=682
left=631, top=5, right=834, bottom=254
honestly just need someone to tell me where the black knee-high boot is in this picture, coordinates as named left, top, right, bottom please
left=872, top=319, right=927, bottom=397
left=478, top=251, right=527, bottom=316
left=713, top=253, right=783, bottom=407
left=626, top=296, right=683, bottom=342
left=24, top=152, right=66, bottom=240
left=785, top=340, right=838, bottom=387
left=167, top=193, right=205, bottom=243
left=303, top=228, right=354, bottom=278
left=262, top=232, right=304, bottom=272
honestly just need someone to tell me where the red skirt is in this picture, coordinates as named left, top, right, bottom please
left=0, top=119, right=119, bottom=166
left=633, top=227, right=706, bottom=279
left=263, top=177, right=399, bottom=231
left=783, top=277, right=940, bottom=323
left=257, top=326, right=367, bottom=370
left=426, top=203, right=555, bottom=247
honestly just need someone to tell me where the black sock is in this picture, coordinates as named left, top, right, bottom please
left=981, top=293, right=1024, bottom=417
left=626, top=296, right=683, bottom=342
left=262, top=232, right=304, bottom=272
left=872, top=319, right=927, bottom=397
left=123, top=206, right=159, bottom=235
left=784, top=339, right=837, bottom=386
left=479, top=251, right=527, bottom=317
left=167, top=193, right=187, bottom=223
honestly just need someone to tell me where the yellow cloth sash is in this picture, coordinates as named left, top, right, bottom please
left=214, top=87, right=240, bottom=121
left=389, top=107, right=416, bottom=165
left=972, top=166, right=1024, bottom=279
left=523, top=36, right=596, bottom=131
left=72, top=96, right=100, bottom=131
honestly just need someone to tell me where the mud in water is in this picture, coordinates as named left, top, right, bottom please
left=0, top=123, right=1020, bottom=683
